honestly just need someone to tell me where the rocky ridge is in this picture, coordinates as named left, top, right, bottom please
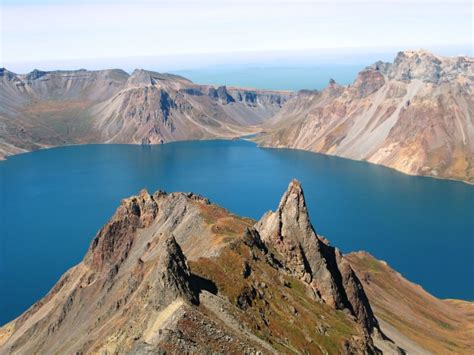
left=0, top=180, right=416, bottom=354
left=0, top=67, right=291, bottom=158
left=256, top=50, right=474, bottom=183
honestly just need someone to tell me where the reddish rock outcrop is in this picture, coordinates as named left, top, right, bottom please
left=88, top=189, right=161, bottom=270
left=351, top=69, right=386, bottom=98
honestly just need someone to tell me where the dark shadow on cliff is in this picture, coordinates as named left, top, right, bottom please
left=190, top=273, right=218, bottom=299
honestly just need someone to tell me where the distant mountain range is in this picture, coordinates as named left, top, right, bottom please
left=0, top=67, right=291, bottom=157
left=1, top=49, right=472, bottom=182
left=1, top=180, right=471, bottom=353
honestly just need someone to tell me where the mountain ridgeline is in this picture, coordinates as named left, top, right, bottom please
left=1, top=49, right=473, bottom=182
left=0, top=67, right=291, bottom=157
left=256, top=50, right=473, bottom=183
left=1, top=180, right=472, bottom=354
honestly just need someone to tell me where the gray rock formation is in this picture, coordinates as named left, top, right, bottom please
left=255, top=180, right=379, bottom=334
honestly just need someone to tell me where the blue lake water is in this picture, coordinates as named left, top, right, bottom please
left=1, top=140, right=473, bottom=325
left=173, top=65, right=364, bottom=91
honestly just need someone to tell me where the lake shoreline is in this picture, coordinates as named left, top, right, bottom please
left=3, top=138, right=473, bottom=186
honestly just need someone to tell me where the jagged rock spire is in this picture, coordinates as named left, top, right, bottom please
left=256, top=180, right=338, bottom=301
left=157, top=234, right=198, bottom=305
left=255, top=179, right=380, bottom=334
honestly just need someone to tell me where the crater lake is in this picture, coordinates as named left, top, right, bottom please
left=1, top=140, right=473, bottom=325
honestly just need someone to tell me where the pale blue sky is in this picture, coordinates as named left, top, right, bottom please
left=1, top=0, right=472, bottom=71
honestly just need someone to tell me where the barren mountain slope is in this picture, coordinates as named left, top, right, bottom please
left=1, top=180, right=469, bottom=354
left=0, top=68, right=291, bottom=159
left=0, top=181, right=391, bottom=354
left=256, top=50, right=474, bottom=183
left=347, top=252, right=474, bottom=354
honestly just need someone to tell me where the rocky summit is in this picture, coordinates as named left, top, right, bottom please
left=1, top=180, right=471, bottom=354
left=255, top=181, right=379, bottom=334
left=256, top=50, right=474, bottom=183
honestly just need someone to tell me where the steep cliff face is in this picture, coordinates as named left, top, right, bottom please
left=257, top=50, right=474, bottom=183
left=255, top=180, right=379, bottom=334
left=0, top=68, right=291, bottom=159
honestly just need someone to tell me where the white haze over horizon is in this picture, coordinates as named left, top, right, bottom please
left=1, top=0, right=472, bottom=73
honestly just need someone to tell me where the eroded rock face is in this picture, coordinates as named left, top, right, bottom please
left=207, top=85, right=235, bottom=104
left=88, top=189, right=161, bottom=270
left=334, top=249, right=379, bottom=333
left=387, top=50, right=443, bottom=83
left=255, top=180, right=379, bottom=334
left=257, top=50, right=474, bottom=183
left=351, top=69, right=386, bottom=98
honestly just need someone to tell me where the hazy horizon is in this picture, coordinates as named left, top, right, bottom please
left=3, top=44, right=471, bottom=91
left=1, top=1, right=472, bottom=73
left=2, top=44, right=472, bottom=74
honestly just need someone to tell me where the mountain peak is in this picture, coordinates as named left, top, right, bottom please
left=257, top=49, right=473, bottom=182
left=0, top=67, right=18, bottom=80
left=0, top=185, right=419, bottom=353
left=390, top=49, right=443, bottom=82
left=256, top=180, right=380, bottom=334
left=397, top=48, right=438, bottom=57
left=88, top=189, right=160, bottom=270
left=288, top=177, right=302, bottom=189
left=394, top=49, right=442, bottom=65
left=25, top=69, right=48, bottom=80
left=128, top=69, right=192, bottom=87
left=366, top=49, right=473, bottom=86
left=258, top=179, right=316, bottom=252
left=350, top=67, right=386, bottom=97
left=128, top=69, right=155, bottom=85
left=382, top=49, right=473, bottom=83
left=279, top=178, right=305, bottom=207
left=323, top=77, right=345, bottom=97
